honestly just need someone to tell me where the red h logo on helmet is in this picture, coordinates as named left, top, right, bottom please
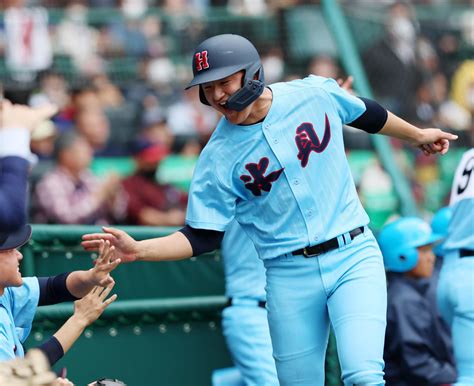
left=195, top=51, right=209, bottom=71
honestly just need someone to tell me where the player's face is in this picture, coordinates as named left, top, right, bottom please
left=410, top=244, right=435, bottom=278
left=202, top=71, right=255, bottom=125
left=0, top=249, right=24, bottom=293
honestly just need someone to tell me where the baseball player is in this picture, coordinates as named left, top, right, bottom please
left=378, top=217, right=457, bottom=385
left=1, top=224, right=118, bottom=365
left=220, top=220, right=278, bottom=385
left=437, top=148, right=474, bottom=386
left=82, top=34, right=457, bottom=385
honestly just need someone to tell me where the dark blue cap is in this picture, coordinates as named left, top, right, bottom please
left=0, top=224, right=32, bottom=251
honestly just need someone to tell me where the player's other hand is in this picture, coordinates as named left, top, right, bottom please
left=337, top=76, right=354, bottom=94
left=89, top=240, right=121, bottom=287
left=415, top=128, right=458, bottom=156
left=72, top=283, right=117, bottom=328
left=82, top=227, right=139, bottom=263
left=0, top=100, right=58, bottom=131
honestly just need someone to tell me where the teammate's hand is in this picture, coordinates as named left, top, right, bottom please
left=88, top=240, right=121, bottom=287
left=82, top=227, right=139, bottom=263
left=71, top=283, right=117, bottom=328
left=414, top=128, right=458, bottom=156
left=0, top=100, right=58, bottom=131
left=54, top=377, right=75, bottom=385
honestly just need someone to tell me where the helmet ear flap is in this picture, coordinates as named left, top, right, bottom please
left=199, top=86, right=211, bottom=106
left=395, top=246, right=419, bottom=272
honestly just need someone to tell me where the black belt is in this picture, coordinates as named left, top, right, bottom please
left=292, top=227, right=364, bottom=258
left=226, top=298, right=266, bottom=309
left=460, top=249, right=474, bottom=258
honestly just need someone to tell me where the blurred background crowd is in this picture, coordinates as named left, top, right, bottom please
left=0, top=0, right=472, bottom=230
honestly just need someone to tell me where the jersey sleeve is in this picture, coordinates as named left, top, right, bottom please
left=185, top=149, right=236, bottom=231
left=0, top=310, right=16, bottom=361
left=9, top=277, right=40, bottom=344
left=316, top=76, right=366, bottom=124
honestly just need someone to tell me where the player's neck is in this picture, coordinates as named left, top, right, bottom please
left=243, top=87, right=273, bottom=125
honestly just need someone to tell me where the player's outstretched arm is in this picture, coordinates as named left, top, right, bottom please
left=65, top=240, right=121, bottom=298
left=378, top=111, right=458, bottom=156
left=52, top=284, right=117, bottom=358
left=81, top=227, right=193, bottom=263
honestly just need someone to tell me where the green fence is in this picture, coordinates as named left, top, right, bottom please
left=22, top=225, right=343, bottom=386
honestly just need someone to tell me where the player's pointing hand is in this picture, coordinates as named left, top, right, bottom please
left=415, top=128, right=458, bottom=156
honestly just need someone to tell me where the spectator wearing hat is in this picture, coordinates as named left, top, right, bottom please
left=0, top=224, right=119, bottom=366
left=121, top=139, right=187, bottom=226
left=33, top=131, right=125, bottom=224
left=30, top=119, right=58, bottom=160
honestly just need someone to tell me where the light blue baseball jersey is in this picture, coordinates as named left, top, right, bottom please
left=221, top=220, right=266, bottom=299
left=444, top=148, right=474, bottom=252
left=0, top=277, right=40, bottom=361
left=187, top=76, right=369, bottom=259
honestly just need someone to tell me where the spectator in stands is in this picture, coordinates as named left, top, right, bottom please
left=72, top=87, right=102, bottom=113
left=379, top=217, right=457, bottom=385
left=0, top=225, right=119, bottom=368
left=74, top=107, right=115, bottom=156
left=261, top=48, right=284, bottom=84
left=308, top=55, right=340, bottom=79
left=55, top=1, right=104, bottom=76
left=108, top=6, right=148, bottom=58
left=91, top=74, right=125, bottom=109
left=167, top=87, right=219, bottom=140
left=34, top=131, right=125, bottom=225
left=140, top=117, right=174, bottom=150
left=363, top=1, right=421, bottom=118
left=29, top=71, right=70, bottom=112
left=30, top=120, right=58, bottom=160
left=122, top=139, right=187, bottom=226
left=0, top=100, right=57, bottom=231
left=3, top=0, right=53, bottom=80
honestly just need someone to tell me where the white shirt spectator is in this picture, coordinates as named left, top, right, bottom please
left=4, top=6, right=52, bottom=74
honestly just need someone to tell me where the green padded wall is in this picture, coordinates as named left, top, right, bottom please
left=27, top=299, right=232, bottom=386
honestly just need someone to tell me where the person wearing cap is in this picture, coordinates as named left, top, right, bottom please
left=0, top=99, right=57, bottom=231
left=378, top=217, right=457, bottom=385
left=121, top=138, right=187, bottom=226
left=0, top=224, right=119, bottom=366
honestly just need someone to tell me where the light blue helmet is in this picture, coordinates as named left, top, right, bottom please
left=431, top=206, right=452, bottom=256
left=378, top=217, right=443, bottom=272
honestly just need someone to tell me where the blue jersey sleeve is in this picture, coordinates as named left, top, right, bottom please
left=0, top=278, right=39, bottom=360
left=186, top=147, right=236, bottom=231
left=314, top=76, right=366, bottom=124
left=10, top=277, right=40, bottom=344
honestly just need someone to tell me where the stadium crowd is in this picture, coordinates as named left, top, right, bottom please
left=0, top=0, right=471, bottom=226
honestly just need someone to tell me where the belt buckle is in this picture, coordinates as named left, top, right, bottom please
left=303, top=247, right=321, bottom=258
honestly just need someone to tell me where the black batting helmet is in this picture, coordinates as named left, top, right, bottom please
left=185, top=34, right=265, bottom=111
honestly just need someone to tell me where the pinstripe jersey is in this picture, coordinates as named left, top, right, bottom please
left=445, top=148, right=474, bottom=252
left=186, top=75, right=369, bottom=259
left=221, top=220, right=266, bottom=299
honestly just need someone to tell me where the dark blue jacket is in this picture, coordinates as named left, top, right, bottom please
left=0, top=156, right=29, bottom=231
left=384, top=271, right=457, bottom=386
